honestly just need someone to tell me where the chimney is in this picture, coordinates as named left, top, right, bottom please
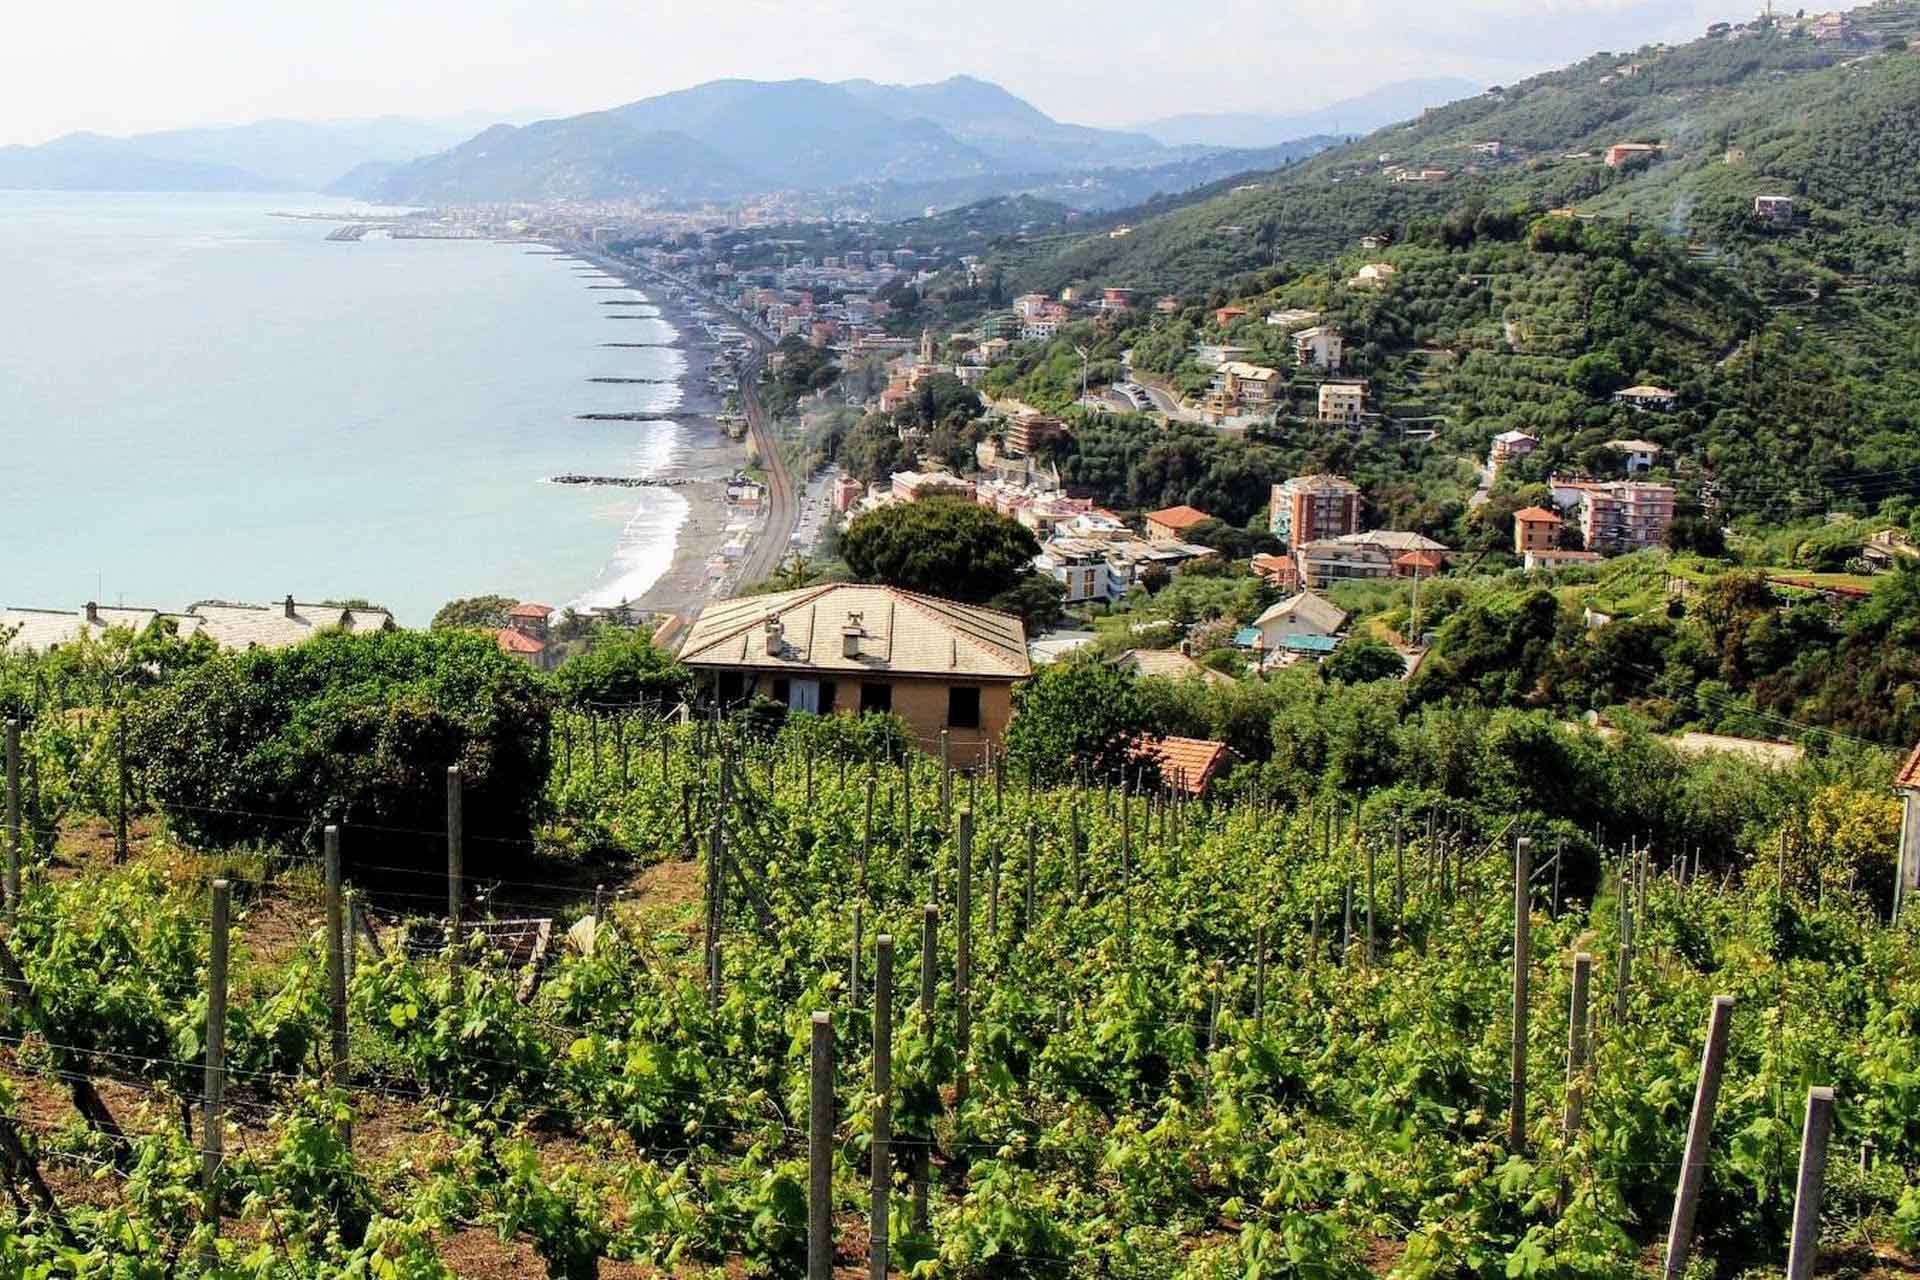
left=283, top=594, right=297, bottom=620
left=84, top=602, right=100, bottom=625
left=842, top=611, right=864, bottom=659
left=763, top=615, right=783, bottom=656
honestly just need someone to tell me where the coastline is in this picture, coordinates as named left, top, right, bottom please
left=561, top=247, right=753, bottom=621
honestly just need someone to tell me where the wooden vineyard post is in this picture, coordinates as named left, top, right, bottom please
left=939, top=730, right=951, bottom=820
left=805, top=749, right=814, bottom=809
left=1255, top=921, right=1267, bottom=1028
left=1785, top=1087, right=1835, bottom=1280
left=994, top=748, right=1004, bottom=814
left=915, top=904, right=937, bottom=1233
left=324, top=826, right=350, bottom=1144
left=1394, top=818, right=1405, bottom=939
left=4, top=721, right=17, bottom=925
left=706, top=792, right=726, bottom=1009
left=1553, top=835, right=1564, bottom=918
left=988, top=838, right=1001, bottom=940
left=115, top=711, right=130, bottom=862
left=869, top=936, right=894, bottom=1280
left=955, top=810, right=973, bottom=1108
left=1616, top=878, right=1634, bottom=1027
left=862, top=775, right=875, bottom=882
left=850, top=906, right=863, bottom=1010
left=1663, top=995, right=1735, bottom=1280
left=1024, top=820, right=1037, bottom=935
left=202, top=879, right=231, bottom=1269
left=616, top=715, right=627, bottom=790
left=1364, top=836, right=1377, bottom=966
left=446, top=765, right=464, bottom=973
left=1070, top=800, right=1083, bottom=900
left=1564, top=952, right=1593, bottom=1138
left=1341, top=878, right=1353, bottom=961
left=1510, top=838, right=1532, bottom=1153
left=808, top=1011, right=834, bottom=1280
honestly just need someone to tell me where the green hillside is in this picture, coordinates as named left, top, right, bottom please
left=984, top=3, right=1920, bottom=299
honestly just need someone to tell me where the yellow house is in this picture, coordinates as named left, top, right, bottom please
left=678, top=584, right=1031, bottom=765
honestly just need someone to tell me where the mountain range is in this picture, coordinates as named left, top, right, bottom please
left=1134, top=77, right=1482, bottom=149
left=346, top=76, right=1216, bottom=205
left=0, top=116, right=492, bottom=194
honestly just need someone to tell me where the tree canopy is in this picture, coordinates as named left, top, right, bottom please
left=840, top=497, right=1042, bottom=606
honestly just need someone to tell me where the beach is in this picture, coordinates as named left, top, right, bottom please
left=564, top=247, right=755, bottom=620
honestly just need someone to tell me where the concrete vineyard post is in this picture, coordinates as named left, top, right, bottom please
left=808, top=1011, right=833, bottom=1280
left=446, top=765, right=464, bottom=972
left=1394, top=818, right=1405, bottom=940
left=202, top=879, right=231, bottom=1268
left=1510, top=838, right=1532, bottom=1153
left=324, top=826, right=349, bottom=1140
left=939, top=730, right=950, bottom=819
left=869, top=936, right=894, bottom=1280
left=1662, top=995, right=1735, bottom=1280
left=1786, top=1087, right=1835, bottom=1280
left=1564, top=952, right=1593, bottom=1137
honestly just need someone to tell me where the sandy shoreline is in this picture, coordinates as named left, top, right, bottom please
left=564, top=247, right=753, bottom=619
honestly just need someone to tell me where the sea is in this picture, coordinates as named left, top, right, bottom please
left=0, top=191, right=691, bottom=626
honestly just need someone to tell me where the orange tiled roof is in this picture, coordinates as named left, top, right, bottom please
left=495, top=628, right=546, bottom=656
left=1145, top=505, right=1212, bottom=530
left=1131, top=734, right=1231, bottom=795
left=1897, top=742, right=1920, bottom=790
left=506, top=602, right=556, bottom=619
left=1396, top=550, right=1445, bottom=570
left=1513, top=506, right=1561, bottom=522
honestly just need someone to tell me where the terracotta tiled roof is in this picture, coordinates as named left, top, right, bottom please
left=1395, top=550, right=1445, bottom=571
left=1897, top=742, right=1920, bottom=791
left=1131, top=735, right=1232, bottom=794
left=506, top=602, right=556, bottom=620
left=1513, top=506, right=1561, bottom=523
left=678, top=584, right=1030, bottom=681
left=1144, top=505, right=1212, bottom=530
left=495, top=628, right=546, bottom=656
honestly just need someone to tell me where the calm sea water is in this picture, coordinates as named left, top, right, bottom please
left=0, top=191, right=689, bottom=625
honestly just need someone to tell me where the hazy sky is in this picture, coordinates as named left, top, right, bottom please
left=7, top=0, right=1765, bottom=144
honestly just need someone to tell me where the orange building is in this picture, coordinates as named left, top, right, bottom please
left=1513, top=506, right=1562, bottom=555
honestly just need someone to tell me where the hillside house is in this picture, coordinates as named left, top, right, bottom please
left=1216, top=361, right=1282, bottom=405
left=1577, top=481, right=1676, bottom=552
left=188, top=598, right=395, bottom=650
left=1292, top=325, right=1345, bottom=371
left=1270, top=474, right=1364, bottom=544
left=1349, top=263, right=1398, bottom=290
left=679, top=584, right=1031, bottom=765
left=1144, top=505, right=1213, bottom=544
left=496, top=602, right=559, bottom=672
left=1131, top=735, right=1234, bottom=795
left=1004, top=413, right=1065, bottom=458
left=1514, top=506, right=1563, bottom=556
left=1605, top=439, right=1663, bottom=474
left=1754, top=195, right=1796, bottom=224
left=0, top=603, right=204, bottom=653
left=1604, top=143, right=1661, bottom=168
left=1251, top=553, right=1302, bottom=592
left=1613, top=385, right=1677, bottom=413
left=1036, top=539, right=1116, bottom=606
left=1294, top=539, right=1392, bottom=588
left=1215, top=306, right=1251, bottom=327
left=1488, top=430, right=1540, bottom=478
left=1266, top=308, right=1321, bottom=330
left=1318, top=383, right=1366, bottom=425
left=1251, top=591, right=1349, bottom=658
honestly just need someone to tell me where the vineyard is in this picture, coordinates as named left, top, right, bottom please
left=0, top=699, right=1914, bottom=1280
